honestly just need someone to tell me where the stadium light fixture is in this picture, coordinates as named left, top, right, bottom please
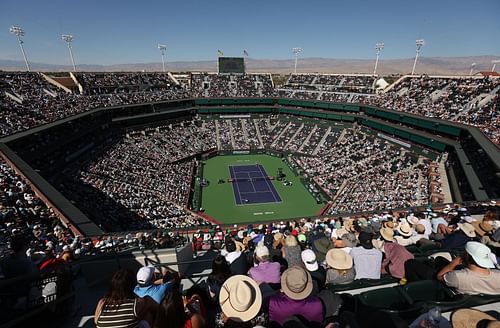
left=373, top=43, right=384, bottom=76
left=158, top=44, right=167, bottom=72
left=292, top=47, right=302, bottom=74
left=62, top=34, right=77, bottom=72
left=469, top=62, right=476, bottom=76
left=10, top=25, right=31, bottom=72
left=411, top=39, right=425, bottom=75
left=491, top=59, right=500, bottom=73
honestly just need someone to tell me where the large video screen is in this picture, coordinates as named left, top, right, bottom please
left=218, top=57, right=245, bottom=74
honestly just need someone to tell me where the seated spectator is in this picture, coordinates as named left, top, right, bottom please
left=380, top=227, right=414, bottom=279
left=248, top=245, right=281, bottom=284
left=223, top=240, right=247, bottom=275
left=301, top=249, right=326, bottom=294
left=155, top=289, right=205, bottom=328
left=325, top=249, right=355, bottom=285
left=437, top=241, right=500, bottom=295
left=350, top=231, right=383, bottom=280
left=218, top=275, right=264, bottom=328
left=95, top=269, right=159, bottom=328
left=394, top=222, right=416, bottom=246
left=311, top=233, right=333, bottom=263
left=0, top=235, right=39, bottom=279
left=282, top=235, right=303, bottom=268
left=134, top=266, right=174, bottom=304
left=207, top=255, right=232, bottom=301
left=268, top=266, right=324, bottom=326
left=440, top=222, right=476, bottom=250
left=450, top=308, right=499, bottom=328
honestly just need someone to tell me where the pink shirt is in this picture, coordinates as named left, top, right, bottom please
left=248, top=261, right=281, bottom=284
left=382, top=242, right=414, bottom=279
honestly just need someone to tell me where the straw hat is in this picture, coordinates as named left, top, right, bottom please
left=234, top=240, right=245, bottom=252
left=383, top=221, right=395, bottom=229
left=472, top=221, right=493, bottom=237
left=380, top=227, right=394, bottom=242
left=397, top=222, right=413, bottom=237
left=406, top=214, right=419, bottom=226
left=325, top=249, right=353, bottom=270
left=451, top=308, right=500, bottom=328
left=219, top=275, right=262, bottom=322
left=281, top=266, right=313, bottom=301
left=285, top=235, right=298, bottom=247
left=458, top=222, right=476, bottom=238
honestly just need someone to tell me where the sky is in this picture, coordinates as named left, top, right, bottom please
left=0, top=0, right=499, bottom=65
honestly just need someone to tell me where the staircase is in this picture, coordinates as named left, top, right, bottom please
left=313, top=127, right=332, bottom=155
left=299, top=125, right=317, bottom=153
left=285, top=124, right=304, bottom=148
left=253, top=119, right=265, bottom=148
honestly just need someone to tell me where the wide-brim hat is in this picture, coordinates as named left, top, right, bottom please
left=380, top=227, right=394, bottom=242
left=472, top=221, right=493, bottom=237
left=219, top=275, right=262, bottom=322
left=397, top=223, right=412, bottom=237
left=465, top=241, right=495, bottom=269
left=281, top=266, right=313, bottom=301
left=313, top=237, right=333, bottom=261
left=341, top=233, right=357, bottom=248
left=451, top=308, right=499, bottom=328
left=458, top=222, right=476, bottom=238
left=325, top=249, right=353, bottom=270
left=406, top=215, right=419, bottom=226
left=234, top=241, right=245, bottom=252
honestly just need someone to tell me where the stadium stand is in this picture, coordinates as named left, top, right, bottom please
left=0, top=70, right=499, bottom=327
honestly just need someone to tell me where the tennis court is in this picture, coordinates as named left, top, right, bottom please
left=229, top=164, right=282, bottom=205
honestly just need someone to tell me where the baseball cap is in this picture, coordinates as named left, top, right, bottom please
left=255, top=245, right=269, bottom=258
left=136, top=266, right=155, bottom=285
left=301, top=249, right=318, bottom=271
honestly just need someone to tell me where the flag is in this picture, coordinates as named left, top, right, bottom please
left=243, top=49, right=249, bottom=57
left=217, top=50, right=224, bottom=56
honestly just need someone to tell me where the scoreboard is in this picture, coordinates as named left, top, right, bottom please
left=218, top=57, right=245, bottom=74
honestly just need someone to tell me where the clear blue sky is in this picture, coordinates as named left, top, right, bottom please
left=0, top=0, right=499, bottom=65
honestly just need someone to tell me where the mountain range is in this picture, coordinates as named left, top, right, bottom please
left=0, top=56, right=498, bottom=75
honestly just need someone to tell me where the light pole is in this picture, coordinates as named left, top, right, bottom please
left=492, top=59, right=500, bottom=73
left=469, top=62, right=476, bottom=76
left=158, top=44, right=167, bottom=72
left=62, top=34, right=77, bottom=72
left=411, top=39, right=425, bottom=75
left=373, top=43, right=384, bottom=76
left=292, top=47, right=302, bottom=74
left=10, top=26, right=31, bottom=72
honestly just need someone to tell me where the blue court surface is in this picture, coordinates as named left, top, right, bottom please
left=229, top=164, right=282, bottom=205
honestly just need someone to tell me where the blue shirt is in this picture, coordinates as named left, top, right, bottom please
left=134, top=281, right=172, bottom=304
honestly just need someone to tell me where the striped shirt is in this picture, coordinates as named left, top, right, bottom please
left=96, top=299, right=139, bottom=328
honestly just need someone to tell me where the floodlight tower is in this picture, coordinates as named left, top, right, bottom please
left=62, top=34, right=77, bottom=72
left=292, top=47, right=302, bottom=74
left=158, top=44, right=167, bottom=72
left=411, top=39, right=425, bottom=75
left=492, top=59, right=500, bottom=72
left=469, top=62, right=476, bottom=76
left=373, top=43, right=384, bottom=76
left=10, top=26, right=31, bottom=72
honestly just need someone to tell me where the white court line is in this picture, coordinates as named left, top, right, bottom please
left=256, top=164, right=280, bottom=202
left=230, top=166, right=243, bottom=205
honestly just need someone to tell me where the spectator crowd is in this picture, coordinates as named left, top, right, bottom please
left=95, top=203, right=500, bottom=327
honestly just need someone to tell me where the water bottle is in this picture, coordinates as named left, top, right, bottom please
left=427, top=307, right=441, bottom=327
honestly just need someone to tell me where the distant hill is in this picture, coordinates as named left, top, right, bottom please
left=0, top=56, right=498, bottom=75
